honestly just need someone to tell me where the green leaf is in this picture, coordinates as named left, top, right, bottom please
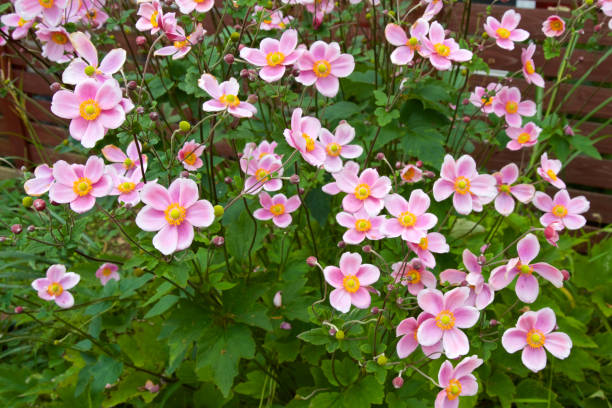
left=486, top=369, right=515, bottom=408
left=224, top=203, right=264, bottom=263
left=305, top=188, right=331, bottom=226
left=375, top=107, right=399, bottom=127
left=373, top=90, right=388, bottom=106
left=144, top=295, right=179, bottom=319
left=571, top=135, right=601, bottom=159
left=298, top=328, right=332, bottom=346
left=342, top=375, right=384, bottom=408
left=321, top=102, right=361, bottom=123
left=321, top=358, right=359, bottom=386
left=543, top=37, right=561, bottom=60
left=91, top=356, right=123, bottom=393
left=310, top=391, right=343, bottom=407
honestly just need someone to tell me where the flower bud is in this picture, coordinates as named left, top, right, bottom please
left=179, top=120, right=191, bottom=132
left=396, top=297, right=403, bottom=305
left=544, top=222, right=561, bottom=247
left=240, top=69, right=249, bottom=78
left=376, top=152, right=385, bottom=161
left=246, top=94, right=258, bottom=104
left=230, top=32, right=240, bottom=42
left=337, top=240, right=346, bottom=248
left=371, top=307, right=380, bottom=314
left=489, top=319, right=499, bottom=326
left=478, top=255, right=486, bottom=265
left=136, top=106, right=145, bottom=114
left=213, top=205, right=224, bottom=218
left=224, top=176, right=233, bottom=185
left=273, top=291, right=282, bottom=308
left=594, top=23, right=602, bottom=32
left=564, top=125, right=574, bottom=136
left=362, top=245, right=372, bottom=253
left=11, top=224, right=22, bottom=235
left=33, top=199, right=46, bottom=211
left=22, top=196, right=33, bottom=208
left=136, top=36, right=146, bottom=46
left=411, top=259, right=422, bottom=270
left=416, top=160, right=423, bottom=167
left=50, top=82, right=61, bottom=93
left=462, top=98, right=469, bottom=105
left=289, top=174, right=300, bottom=184
left=395, top=161, right=402, bottom=169
left=212, top=235, right=225, bottom=246
left=376, top=355, right=388, bottom=366
left=149, top=112, right=159, bottom=121
left=306, top=256, right=318, bottom=267
left=335, top=330, right=345, bottom=340
left=561, top=269, right=570, bottom=281
left=224, top=53, right=234, bottom=64
left=392, top=376, right=404, bottom=389
left=280, top=321, right=292, bottom=330
left=14, top=306, right=23, bottom=314
left=298, top=187, right=305, bottom=195
left=0, top=236, right=6, bottom=243
left=480, top=243, right=489, bottom=254
left=292, top=68, right=300, bottom=77
left=27, top=225, right=35, bottom=233
left=179, top=171, right=189, bottom=179
left=238, top=43, right=245, bottom=51
left=127, top=80, right=138, bottom=90
left=462, top=115, right=471, bottom=123
left=423, top=170, right=435, bottom=178
left=328, top=328, right=336, bottom=336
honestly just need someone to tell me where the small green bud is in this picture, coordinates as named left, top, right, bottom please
left=585, top=0, right=593, bottom=4
left=62, top=139, right=69, bottom=146
left=22, top=196, right=33, bottom=208
left=481, top=32, right=489, bottom=39
left=365, top=12, right=372, bottom=19
left=230, top=32, right=240, bottom=42
left=335, top=330, right=345, bottom=340
left=388, top=10, right=396, bottom=17
left=179, top=121, right=191, bottom=132
left=213, top=205, right=224, bottom=218
left=377, top=355, right=388, bottom=366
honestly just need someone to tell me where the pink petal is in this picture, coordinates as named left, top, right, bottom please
left=385, top=23, right=408, bottom=46
left=438, top=360, right=454, bottom=387
left=516, top=273, right=539, bottom=303
left=502, top=328, right=528, bottom=353
left=521, top=346, right=547, bottom=372
left=329, top=288, right=351, bottom=313
left=355, top=264, right=380, bottom=286
left=51, top=90, right=80, bottom=119
left=531, top=263, right=563, bottom=287
left=534, top=307, right=556, bottom=333
left=517, top=233, right=539, bottom=264
left=185, top=200, right=214, bottom=227
left=544, top=332, right=572, bottom=359
left=59, top=272, right=80, bottom=290
left=453, top=306, right=479, bottom=328
left=153, top=224, right=178, bottom=255
left=176, top=222, right=194, bottom=251
left=418, top=288, right=444, bottom=315
left=136, top=206, right=166, bottom=231
left=99, top=49, right=126, bottom=74
left=339, top=252, right=362, bottom=275
left=141, top=182, right=171, bottom=210
left=169, top=178, right=199, bottom=208
left=443, top=328, right=469, bottom=359
left=350, top=287, right=371, bottom=309
left=417, top=317, right=443, bottom=346
left=453, top=192, right=472, bottom=215
left=397, top=335, right=418, bottom=359
left=55, top=291, right=75, bottom=308
left=444, top=286, right=470, bottom=311
left=324, top=266, right=345, bottom=288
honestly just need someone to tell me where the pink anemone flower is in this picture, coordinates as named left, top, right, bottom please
left=253, top=192, right=301, bottom=228
left=407, top=232, right=449, bottom=268
left=243, top=154, right=284, bottom=194
left=76, top=0, right=110, bottom=28
left=240, top=141, right=280, bottom=173
left=420, top=21, right=472, bottom=71
left=63, top=32, right=127, bottom=85
left=493, top=86, right=536, bottom=127
left=240, top=29, right=301, bottom=82
left=469, top=82, right=503, bottom=114
left=32, top=264, right=80, bottom=309
left=135, top=0, right=164, bottom=34
left=319, top=122, right=363, bottom=173
left=177, top=140, right=205, bottom=171
left=440, top=249, right=494, bottom=310
left=396, top=312, right=443, bottom=359
left=155, top=24, right=205, bottom=60
left=542, top=15, right=565, bottom=37
left=533, top=189, right=589, bottom=230
left=306, top=0, right=334, bottom=29
left=283, top=108, right=326, bottom=166
left=322, top=161, right=360, bottom=196
left=435, top=356, right=483, bottom=408
left=433, top=154, right=497, bottom=215
left=135, top=178, right=215, bottom=255
left=49, top=157, right=112, bottom=213
left=176, top=0, right=214, bottom=14
left=391, top=258, right=437, bottom=296
left=24, top=164, right=54, bottom=196
left=422, top=0, right=443, bottom=20
left=336, top=165, right=392, bottom=216
left=489, top=233, right=564, bottom=303
left=95, top=263, right=120, bottom=286
left=506, top=122, right=541, bottom=151
left=296, top=40, right=355, bottom=97
left=36, top=25, right=74, bottom=63
left=323, top=252, right=380, bottom=313
left=400, top=164, right=423, bottom=184
left=199, top=74, right=257, bottom=118
left=492, top=163, right=535, bottom=216
left=1, top=13, right=34, bottom=40
left=383, top=190, right=438, bottom=243
left=416, top=287, right=480, bottom=359
left=384, top=19, right=429, bottom=65
left=16, top=0, right=67, bottom=26
left=521, top=44, right=544, bottom=88
left=502, top=307, right=572, bottom=372
left=108, top=167, right=144, bottom=207
left=51, top=79, right=125, bottom=148
left=336, top=208, right=385, bottom=244
left=483, top=9, right=529, bottom=50
left=536, top=152, right=565, bottom=189
left=102, top=141, right=148, bottom=178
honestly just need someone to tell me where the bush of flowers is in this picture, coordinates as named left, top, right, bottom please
left=0, top=0, right=611, bottom=406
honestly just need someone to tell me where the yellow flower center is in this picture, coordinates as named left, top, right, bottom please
left=72, top=177, right=92, bottom=196
left=84, top=65, right=96, bottom=76
left=102, top=267, right=112, bottom=276
left=18, top=18, right=28, bottom=27
left=164, top=203, right=186, bottom=226
left=499, top=184, right=511, bottom=193
left=313, top=60, right=331, bottom=78
left=123, top=158, right=134, bottom=169
left=270, top=203, right=285, bottom=216
left=398, top=211, right=417, bottom=228
left=220, top=94, right=240, bottom=107
left=118, top=181, right=136, bottom=193
left=546, top=169, right=558, bottom=181
left=525, top=60, right=535, bottom=75
left=406, top=269, right=420, bottom=284
left=266, top=51, right=285, bottom=66
left=173, top=39, right=190, bottom=49
left=79, top=99, right=101, bottom=121
left=184, top=151, right=198, bottom=165
left=496, top=27, right=511, bottom=39
left=51, top=32, right=68, bottom=44
left=301, top=133, right=315, bottom=152
left=255, top=168, right=270, bottom=182
left=151, top=11, right=159, bottom=28
left=39, top=0, right=54, bottom=8
left=505, top=101, right=518, bottom=114
left=406, top=36, right=420, bottom=50
left=354, top=218, right=371, bottom=232
left=519, top=264, right=533, bottom=275
left=47, top=282, right=63, bottom=296
left=418, top=237, right=428, bottom=250
left=402, top=167, right=416, bottom=181
left=325, top=142, right=342, bottom=157
left=342, top=275, right=360, bottom=293
left=434, top=43, right=450, bottom=57
left=526, top=329, right=546, bottom=348
left=552, top=204, right=568, bottom=218
left=435, top=310, right=455, bottom=330
left=454, top=176, right=470, bottom=195
left=518, top=132, right=531, bottom=144
left=446, top=379, right=462, bottom=400
left=550, top=19, right=563, bottom=32
left=354, top=183, right=371, bottom=200
left=481, top=96, right=493, bottom=106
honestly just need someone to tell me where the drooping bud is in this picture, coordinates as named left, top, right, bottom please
left=11, top=224, right=22, bottom=235
left=213, top=205, right=224, bottom=218
left=376, top=152, right=385, bottom=161
left=489, top=319, right=499, bottom=326
left=280, top=321, right=292, bottom=330
left=337, top=240, right=346, bottom=248
left=27, top=225, right=35, bottom=233
left=289, top=174, right=300, bottom=184
left=212, top=236, right=225, bottom=246
left=149, top=112, right=159, bottom=121
left=50, top=82, right=61, bottom=93
left=33, top=199, right=46, bottom=211
left=180, top=171, right=189, bottom=178
left=224, top=54, right=235, bottom=64
left=246, top=94, right=258, bottom=104
left=306, top=256, right=318, bottom=267
left=136, top=36, right=146, bottom=46
left=22, top=196, right=33, bottom=208
left=127, top=80, right=138, bottom=90
left=561, top=269, right=570, bottom=281
left=392, top=376, right=404, bottom=389
left=14, top=306, right=23, bottom=314
left=362, top=245, right=372, bottom=253
left=224, top=176, right=233, bottom=185
left=273, top=291, right=282, bottom=308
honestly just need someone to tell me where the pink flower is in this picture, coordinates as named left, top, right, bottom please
left=536, top=152, right=565, bottom=189
left=483, top=9, right=529, bottom=50
left=74, top=0, right=109, bottom=28
left=502, top=308, right=572, bottom=372
left=24, top=164, right=54, bottom=196
left=176, top=0, right=214, bottom=14
left=422, top=0, right=443, bottom=20
left=384, top=20, right=429, bottom=65
left=323, top=252, right=380, bottom=313
left=253, top=192, right=300, bottom=228
left=319, top=123, right=363, bottom=172
left=95, top=263, right=120, bottom=286
left=544, top=221, right=562, bottom=246
left=243, top=154, right=284, bottom=194
left=407, top=232, right=449, bottom=268
left=108, top=167, right=144, bottom=207
left=542, top=15, right=565, bottom=38
left=440, top=249, right=494, bottom=310
left=102, top=141, right=148, bottom=178
left=335, top=165, right=392, bottom=216
left=417, top=287, right=480, bottom=359
left=492, top=163, right=535, bottom=216
left=493, top=86, right=536, bottom=127
left=489, top=233, right=564, bottom=303
left=252, top=6, right=293, bottom=30
left=435, top=356, right=483, bottom=408
left=240, top=29, right=301, bottom=82
left=51, top=79, right=125, bottom=148
left=155, top=24, right=205, bottom=60
left=383, top=190, right=437, bottom=243
left=521, top=44, right=544, bottom=88
left=533, top=189, right=589, bottom=230
left=420, top=22, right=472, bottom=71
left=506, top=122, right=541, bottom=151
left=283, top=108, right=326, bottom=166
left=469, top=83, right=503, bottom=114
left=305, top=0, right=334, bottom=28
left=296, top=41, right=355, bottom=97
left=336, top=208, right=385, bottom=244
left=199, top=74, right=257, bottom=118
left=32, top=264, right=80, bottom=309
left=240, top=141, right=281, bottom=173
left=177, top=140, right=205, bottom=171
left=49, top=157, right=112, bottom=213
left=62, top=32, right=126, bottom=85
left=135, top=178, right=215, bottom=255
left=396, top=312, right=443, bottom=359
left=322, top=161, right=360, bottom=195
left=433, top=154, right=497, bottom=215
left=35, top=25, right=74, bottom=63
left=135, top=0, right=164, bottom=34
left=1, top=13, right=34, bottom=40
left=391, top=258, right=436, bottom=296
left=400, top=164, right=423, bottom=184
left=16, top=0, right=67, bottom=26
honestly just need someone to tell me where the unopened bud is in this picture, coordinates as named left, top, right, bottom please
left=246, top=94, right=258, bottom=104
left=178, top=171, right=188, bottom=178
left=337, top=240, right=346, bottom=248
left=273, top=291, right=282, bottom=308
left=396, top=297, right=403, bottom=305
left=149, top=112, right=158, bottom=121
left=371, top=307, right=380, bottom=314
left=478, top=255, right=486, bottom=265
left=22, top=196, right=33, bottom=208
left=224, top=53, right=234, bottom=64
left=213, top=205, right=224, bottom=217
left=238, top=43, right=245, bottom=51
left=292, top=68, right=300, bottom=77
left=423, top=171, right=435, bottom=178
left=240, top=69, right=249, bottom=78
left=416, top=160, right=423, bottom=167
left=224, top=176, right=233, bottom=185
left=136, top=106, right=145, bottom=114
left=179, top=120, right=191, bottom=132
left=480, top=243, right=489, bottom=254
left=489, top=319, right=499, bottom=326
left=0, top=236, right=6, bottom=243
left=136, top=36, right=146, bottom=46
left=298, top=187, right=304, bottom=195
left=289, top=174, right=300, bottom=184
left=462, top=115, right=471, bottom=123
left=561, top=269, right=570, bottom=281
left=50, top=82, right=61, bottom=93
left=306, top=256, right=317, bottom=267
left=230, top=32, right=240, bottom=42
left=280, top=321, right=292, bottom=330
left=11, top=224, right=22, bottom=235
left=14, top=306, right=23, bottom=314
left=27, top=225, right=35, bottom=233
left=33, top=199, right=46, bottom=211
left=335, top=330, right=345, bottom=340
left=328, top=328, right=337, bottom=336
left=127, top=80, right=137, bottom=90
left=395, top=161, right=402, bottom=169
left=376, top=355, right=388, bottom=366
left=212, top=235, right=225, bottom=246
left=411, top=259, right=422, bottom=270
left=376, top=152, right=385, bottom=161
left=392, top=376, right=404, bottom=389
left=362, top=245, right=372, bottom=253
left=462, top=98, right=469, bottom=105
